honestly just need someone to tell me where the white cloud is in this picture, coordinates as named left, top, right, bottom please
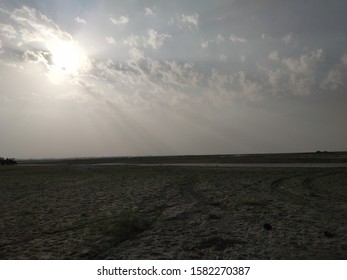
left=92, top=52, right=205, bottom=109
left=9, top=6, right=73, bottom=43
left=215, top=34, right=225, bottom=44
left=0, top=23, right=17, bottom=39
left=318, top=52, right=347, bottom=91
left=282, top=49, right=324, bottom=95
left=320, top=67, right=342, bottom=90
left=281, top=33, right=292, bottom=45
left=257, top=64, right=285, bottom=96
left=220, top=54, right=227, bottom=62
left=268, top=50, right=279, bottom=61
left=267, top=68, right=282, bottom=88
left=229, top=34, right=247, bottom=43
left=319, top=53, right=347, bottom=91
left=75, top=16, right=87, bottom=24
left=1, top=4, right=342, bottom=112
left=0, top=5, right=92, bottom=86
left=23, top=50, right=52, bottom=67
left=144, top=29, right=171, bottom=49
left=238, top=71, right=263, bottom=101
left=201, top=34, right=225, bottom=49
left=128, top=47, right=144, bottom=62
left=123, top=34, right=141, bottom=47
left=206, top=69, right=238, bottom=105
left=91, top=45, right=332, bottom=106
left=110, top=15, right=129, bottom=25
left=145, top=7, right=154, bottom=16
left=181, top=13, right=199, bottom=29
left=19, top=27, right=44, bottom=43
left=160, top=60, right=202, bottom=88
left=282, top=49, right=323, bottom=74
left=106, top=36, right=116, bottom=44
left=256, top=47, right=339, bottom=97
left=201, top=40, right=209, bottom=49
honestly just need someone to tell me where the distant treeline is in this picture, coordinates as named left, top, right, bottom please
left=0, top=157, right=17, bottom=165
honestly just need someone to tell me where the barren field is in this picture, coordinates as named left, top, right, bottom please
left=1, top=156, right=347, bottom=259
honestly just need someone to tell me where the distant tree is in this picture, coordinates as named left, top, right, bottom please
left=0, top=157, right=17, bottom=165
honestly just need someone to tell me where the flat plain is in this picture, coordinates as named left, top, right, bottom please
left=1, top=152, right=347, bottom=259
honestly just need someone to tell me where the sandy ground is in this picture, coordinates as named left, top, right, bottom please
left=0, top=165, right=346, bottom=259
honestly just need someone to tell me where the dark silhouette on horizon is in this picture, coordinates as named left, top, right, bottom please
left=0, top=157, right=17, bottom=165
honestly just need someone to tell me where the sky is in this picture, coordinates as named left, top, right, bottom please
left=0, top=0, right=347, bottom=159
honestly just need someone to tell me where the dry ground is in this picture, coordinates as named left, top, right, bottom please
left=0, top=165, right=346, bottom=259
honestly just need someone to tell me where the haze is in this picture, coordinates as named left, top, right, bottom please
left=1, top=0, right=346, bottom=159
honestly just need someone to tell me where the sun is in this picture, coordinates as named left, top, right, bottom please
left=46, top=39, right=90, bottom=82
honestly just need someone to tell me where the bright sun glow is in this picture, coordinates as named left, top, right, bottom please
left=46, top=40, right=90, bottom=83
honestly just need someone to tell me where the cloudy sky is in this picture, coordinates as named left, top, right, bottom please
left=0, top=0, right=346, bottom=159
